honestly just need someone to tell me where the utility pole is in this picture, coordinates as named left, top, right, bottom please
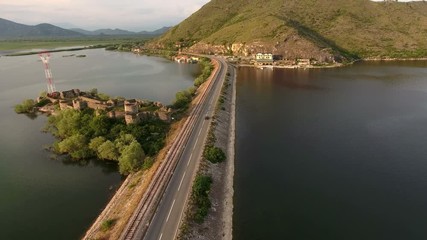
left=39, top=52, right=56, bottom=94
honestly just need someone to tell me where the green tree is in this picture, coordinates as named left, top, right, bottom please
left=97, top=140, right=119, bottom=161
left=48, top=109, right=82, bottom=138
left=173, top=90, right=192, bottom=109
left=114, top=133, right=136, bottom=154
left=118, top=141, right=145, bottom=174
left=89, top=136, right=107, bottom=152
left=58, top=134, right=92, bottom=160
left=90, top=114, right=111, bottom=137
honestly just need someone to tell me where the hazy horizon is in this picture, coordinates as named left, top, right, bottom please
left=0, top=0, right=210, bottom=31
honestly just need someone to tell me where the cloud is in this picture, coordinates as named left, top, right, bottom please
left=0, top=0, right=210, bottom=31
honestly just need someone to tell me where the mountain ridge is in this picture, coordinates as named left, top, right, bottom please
left=0, top=18, right=84, bottom=39
left=0, top=18, right=171, bottom=39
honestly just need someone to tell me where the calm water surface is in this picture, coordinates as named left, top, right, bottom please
left=234, top=61, right=427, bottom=240
left=0, top=49, right=199, bottom=239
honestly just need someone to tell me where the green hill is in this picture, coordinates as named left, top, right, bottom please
left=154, top=0, right=427, bottom=62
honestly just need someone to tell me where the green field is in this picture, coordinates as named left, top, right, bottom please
left=0, top=36, right=151, bottom=52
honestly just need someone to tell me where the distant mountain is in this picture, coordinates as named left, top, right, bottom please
left=71, top=28, right=136, bottom=35
left=155, top=0, right=427, bottom=60
left=0, top=18, right=84, bottom=39
left=0, top=18, right=171, bottom=39
left=72, top=26, right=171, bottom=36
left=139, top=27, right=171, bottom=35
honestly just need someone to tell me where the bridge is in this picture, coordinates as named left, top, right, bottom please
left=119, top=56, right=229, bottom=240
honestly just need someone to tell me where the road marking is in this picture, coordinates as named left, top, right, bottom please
left=166, top=199, right=176, bottom=223
left=197, top=126, right=203, bottom=138
left=158, top=233, right=163, bottom=240
left=187, top=153, right=193, bottom=166
left=178, top=171, right=186, bottom=191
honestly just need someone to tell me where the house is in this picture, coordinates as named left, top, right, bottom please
left=255, top=53, right=274, bottom=65
left=297, top=59, right=311, bottom=67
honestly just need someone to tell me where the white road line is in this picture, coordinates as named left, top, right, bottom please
left=158, top=233, right=163, bottom=240
left=166, top=199, right=176, bottom=223
left=197, top=126, right=203, bottom=138
left=178, top=171, right=187, bottom=191
left=187, top=153, right=193, bottom=166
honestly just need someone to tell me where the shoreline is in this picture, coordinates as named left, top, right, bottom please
left=223, top=64, right=236, bottom=240
left=237, top=57, right=427, bottom=69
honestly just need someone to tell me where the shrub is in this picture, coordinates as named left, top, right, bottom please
left=100, top=219, right=116, bottom=232
left=204, top=145, right=226, bottom=163
left=15, top=99, right=35, bottom=113
left=191, top=175, right=212, bottom=223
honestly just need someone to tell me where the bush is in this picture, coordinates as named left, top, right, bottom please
left=204, top=145, right=226, bottom=163
left=100, top=219, right=116, bottom=232
left=15, top=99, right=35, bottom=113
left=191, top=175, right=212, bottom=223
left=172, top=89, right=193, bottom=109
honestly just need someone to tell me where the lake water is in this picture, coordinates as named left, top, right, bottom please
left=234, top=61, right=427, bottom=240
left=0, top=49, right=199, bottom=239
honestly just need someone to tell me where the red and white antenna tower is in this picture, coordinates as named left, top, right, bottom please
left=39, top=52, right=56, bottom=94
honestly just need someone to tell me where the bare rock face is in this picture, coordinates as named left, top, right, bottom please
left=187, top=33, right=340, bottom=63
left=188, top=43, right=228, bottom=55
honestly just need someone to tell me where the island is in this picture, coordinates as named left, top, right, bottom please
left=15, top=88, right=172, bottom=174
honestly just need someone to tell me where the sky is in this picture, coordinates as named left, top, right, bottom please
left=1, top=0, right=423, bottom=31
left=0, top=0, right=210, bottom=31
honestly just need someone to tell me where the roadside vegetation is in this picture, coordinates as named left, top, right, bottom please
left=191, top=175, right=213, bottom=223
left=171, top=57, right=213, bottom=116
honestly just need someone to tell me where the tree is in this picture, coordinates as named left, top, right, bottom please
left=49, top=109, right=82, bottom=138
left=58, top=134, right=92, bottom=160
left=97, top=140, right=119, bottom=161
left=90, top=114, right=111, bottom=137
left=118, top=141, right=145, bottom=174
left=114, top=133, right=136, bottom=154
left=89, top=136, right=107, bottom=152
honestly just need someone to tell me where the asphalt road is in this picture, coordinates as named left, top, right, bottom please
left=140, top=57, right=228, bottom=240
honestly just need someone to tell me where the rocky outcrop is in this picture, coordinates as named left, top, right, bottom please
left=188, top=33, right=340, bottom=63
